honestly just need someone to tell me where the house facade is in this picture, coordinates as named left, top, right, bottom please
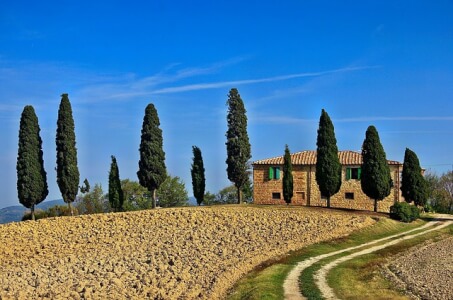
left=252, top=150, right=403, bottom=213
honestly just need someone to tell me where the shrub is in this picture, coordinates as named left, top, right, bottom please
left=390, top=202, right=420, bottom=223
left=22, top=205, right=76, bottom=221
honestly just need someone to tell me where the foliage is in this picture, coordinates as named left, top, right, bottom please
left=108, top=155, right=124, bottom=212
left=241, top=177, right=253, bottom=203
left=75, top=184, right=110, bottom=214
left=389, top=202, right=420, bottom=222
left=80, top=178, right=90, bottom=193
left=360, top=125, right=393, bottom=212
left=17, top=105, right=49, bottom=221
left=157, top=174, right=189, bottom=207
left=137, top=103, right=166, bottom=209
left=282, top=144, right=294, bottom=205
left=425, top=171, right=453, bottom=214
left=225, top=88, right=252, bottom=204
left=214, top=185, right=238, bottom=204
left=315, top=109, right=342, bottom=208
left=191, top=146, right=206, bottom=206
left=122, top=179, right=151, bottom=211
left=203, top=191, right=216, bottom=206
left=22, top=205, right=75, bottom=221
left=56, top=94, right=80, bottom=215
left=401, top=148, right=428, bottom=206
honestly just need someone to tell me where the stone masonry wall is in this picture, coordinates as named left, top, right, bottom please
left=253, top=164, right=402, bottom=213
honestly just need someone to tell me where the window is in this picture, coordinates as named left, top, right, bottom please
left=345, top=192, right=354, bottom=200
left=346, top=167, right=361, bottom=180
left=272, top=192, right=281, bottom=199
left=268, top=167, right=281, bottom=180
left=296, top=192, right=305, bottom=200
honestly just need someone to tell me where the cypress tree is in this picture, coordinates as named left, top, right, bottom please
left=56, top=93, right=80, bottom=216
left=361, top=125, right=393, bottom=212
left=225, top=88, right=252, bottom=204
left=401, top=148, right=428, bottom=207
left=137, top=103, right=166, bottom=209
left=315, top=109, right=342, bottom=208
left=109, top=155, right=124, bottom=212
left=17, top=105, right=49, bottom=221
left=191, top=146, right=206, bottom=206
left=282, top=144, right=294, bottom=205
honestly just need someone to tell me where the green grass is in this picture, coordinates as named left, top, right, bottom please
left=329, top=223, right=453, bottom=300
left=227, top=217, right=426, bottom=300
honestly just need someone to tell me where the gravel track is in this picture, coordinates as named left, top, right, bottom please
left=0, top=206, right=373, bottom=299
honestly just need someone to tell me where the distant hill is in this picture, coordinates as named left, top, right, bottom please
left=0, top=200, right=65, bottom=224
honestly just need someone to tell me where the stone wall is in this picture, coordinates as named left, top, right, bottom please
left=253, top=164, right=402, bottom=213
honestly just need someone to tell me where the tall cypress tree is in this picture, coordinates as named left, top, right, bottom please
left=17, top=106, right=49, bottom=221
left=226, top=88, right=252, bottom=204
left=361, top=125, right=393, bottom=212
left=191, top=146, right=206, bottom=206
left=282, top=144, right=294, bottom=205
left=401, top=148, right=427, bottom=207
left=315, top=109, right=342, bottom=208
left=109, top=155, right=124, bottom=212
left=137, top=103, right=166, bottom=209
left=56, top=93, right=80, bottom=215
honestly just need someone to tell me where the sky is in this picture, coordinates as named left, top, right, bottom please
left=1, top=0, right=452, bottom=208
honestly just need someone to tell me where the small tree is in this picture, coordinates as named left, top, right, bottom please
left=225, top=88, right=252, bottom=204
left=17, top=106, right=49, bottom=220
left=56, top=93, right=80, bottom=215
left=315, top=109, right=342, bottom=208
left=157, top=174, right=189, bottom=207
left=75, top=184, right=108, bottom=214
left=191, top=146, right=206, bottom=206
left=361, top=125, right=393, bottom=212
left=282, top=144, right=294, bottom=205
left=137, top=103, right=166, bottom=209
left=121, top=179, right=151, bottom=211
left=80, top=178, right=90, bottom=194
left=109, top=155, right=124, bottom=212
left=401, top=148, right=428, bottom=207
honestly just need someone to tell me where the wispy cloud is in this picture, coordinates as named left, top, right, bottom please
left=150, top=66, right=377, bottom=95
left=334, top=116, right=453, bottom=122
left=253, top=115, right=453, bottom=125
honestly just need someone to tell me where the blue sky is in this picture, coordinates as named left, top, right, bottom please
left=1, top=1, right=452, bottom=208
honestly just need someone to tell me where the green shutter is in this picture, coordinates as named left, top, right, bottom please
left=346, top=168, right=351, bottom=180
left=269, top=167, right=274, bottom=180
left=358, top=168, right=362, bottom=180
left=275, top=167, right=280, bottom=180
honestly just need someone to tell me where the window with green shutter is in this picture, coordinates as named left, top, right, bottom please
left=269, top=167, right=274, bottom=180
left=346, top=167, right=361, bottom=180
left=268, top=166, right=281, bottom=180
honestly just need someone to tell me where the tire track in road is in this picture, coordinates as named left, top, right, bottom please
left=283, top=221, right=439, bottom=300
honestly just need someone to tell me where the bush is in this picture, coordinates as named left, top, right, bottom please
left=22, top=205, right=75, bottom=221
left=390, top=202, right=420, bottom=223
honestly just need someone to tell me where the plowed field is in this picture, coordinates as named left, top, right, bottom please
left=0, top=205, right=374, bottom=299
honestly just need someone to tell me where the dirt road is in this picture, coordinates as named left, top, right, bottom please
left=284, top=217, right=452, bottom=300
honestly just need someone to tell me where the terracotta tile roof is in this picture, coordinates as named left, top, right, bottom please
left=253, top=150, right=401, bottom=166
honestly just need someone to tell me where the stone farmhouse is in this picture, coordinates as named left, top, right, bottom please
left=252, top=150, right=403, bottom=213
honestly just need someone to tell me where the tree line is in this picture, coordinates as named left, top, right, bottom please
left=281, top=109, right=430, bottom=214
left=16, top=88, right=252, bottom=220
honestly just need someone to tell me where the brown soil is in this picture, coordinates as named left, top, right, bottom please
left=0, top=205, right=374, bottom=299
left=386, top=235, right=453, bottom=300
